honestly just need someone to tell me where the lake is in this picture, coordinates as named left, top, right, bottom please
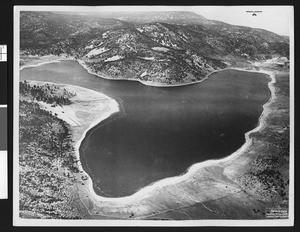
left=20, top=60, right=270, bottom=197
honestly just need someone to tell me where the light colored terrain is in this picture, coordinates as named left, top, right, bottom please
left=20, top=54, right=74, bottom=70
left=19, top=58, right=290, bottom=221
left=74, top=67, right=278, bottom=220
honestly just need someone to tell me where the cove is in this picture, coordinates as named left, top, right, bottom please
left=20, top=60, right=271, bottom=198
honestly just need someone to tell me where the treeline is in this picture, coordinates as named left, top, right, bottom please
left=19, top=100, right=83, bottom=218
left=20, top=80, right=76, bottom=106
left=19, top=100, right=79, bottom=172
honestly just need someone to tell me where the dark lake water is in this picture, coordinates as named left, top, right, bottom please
left=20, top=60, right=270, bottom=197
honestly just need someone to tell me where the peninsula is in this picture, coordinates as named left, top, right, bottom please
left=18, top=9, right=291, bottom=221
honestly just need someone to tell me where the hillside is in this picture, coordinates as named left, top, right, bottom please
left=20, top=11, right=289, bottom=85
left=101, top=11, right=213, bottom=25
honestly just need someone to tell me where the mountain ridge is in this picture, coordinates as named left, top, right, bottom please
left=20, top=11, right=289, bottom=85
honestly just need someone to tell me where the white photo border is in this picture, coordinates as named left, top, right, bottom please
left=13, top=5, right=294, bottom=227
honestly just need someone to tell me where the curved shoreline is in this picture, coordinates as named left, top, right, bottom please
left=20, top=56, right=260, bottom=89
left=20, top=58, right=275, bottom=207
left=19, top=56, right=76, bottom=71
left=77, top=59, right=214, bottom=88
left=77, top=68, right=275, bottom=203
left=21, top=56, right=222, bottom=88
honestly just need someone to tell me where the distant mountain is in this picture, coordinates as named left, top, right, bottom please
left=102, top=11, right=213, bottom=25
left=20, top=11, right=131, bottom=52
left=20, top=11, right=289, bottom=85
left=57, top=11, right=213, bottom=25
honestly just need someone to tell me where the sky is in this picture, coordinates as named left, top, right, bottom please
left=81, top=5, right=293, bottom=36
left=191, top=6, right=293, bottom=36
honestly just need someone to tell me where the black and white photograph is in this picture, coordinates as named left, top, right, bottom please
left=13, top=5, right=294, bottom=226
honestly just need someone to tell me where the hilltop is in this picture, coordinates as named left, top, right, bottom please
left=20, top=11, right=289, bottom=85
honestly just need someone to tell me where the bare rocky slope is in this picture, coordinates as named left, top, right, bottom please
left=20, top=11, right=289, bottom=84
left=19, top=11, right=291, bottom=219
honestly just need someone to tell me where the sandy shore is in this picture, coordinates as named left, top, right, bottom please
left=26, top=80, right=119, bottom=127
left=78, top=58, right=222, bottom=88
left=70, top=66, right=287, bottom=223
left=20, top=57, right=290, bottom=222
left=19, top=55, right=75, bottom=71
left=73, top=69, right=274, bottom=199
left=25, top=81, right=120, bottom=194
left=21, top=55, right=249, bottom=88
